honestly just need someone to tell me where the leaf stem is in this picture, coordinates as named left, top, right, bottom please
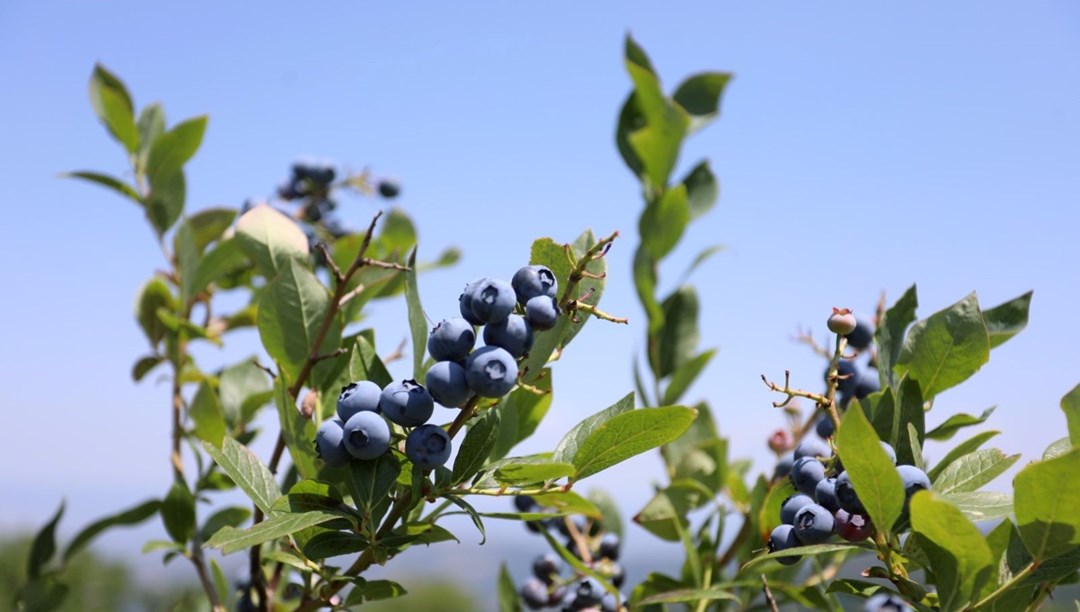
left=967, top=561, right=1037, bottom=611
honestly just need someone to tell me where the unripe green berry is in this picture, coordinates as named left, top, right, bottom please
left=827, top=308, right=858, bottom=335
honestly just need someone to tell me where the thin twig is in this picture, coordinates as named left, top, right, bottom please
left=761, top=574, right=779, bottom=612
left=761, top=370, right=829, bottom=408
left=381, top=337, right=408, bottom=364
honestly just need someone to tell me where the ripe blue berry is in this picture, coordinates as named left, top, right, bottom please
left=815, top=477, right=841, bottom=513
left=427, top=318, right=476, bottom=362
left=816, top=414, right=836, bottom=438
left=790, top=457, right=827, bottom=496
left=458, top=278, right=487, bottom=326
left=780, top=494, right=815, bottom=525
left=341, top=412, right=391, bottom=460
left=897, top=465, right=931, bottom=503
left=610, top=562, right=625, bottom=588
left=525, top=295, right=560, bottom=331
left=835, top=471, right=866, bottom=515
left=574, top=577, right=605, bottom=608
left=379, top=380, right=434, bottom=427
left=835, top=509, right=873, bottom=542
left=512, top=265, right=558, bottom=305
left=864, top=592, right=911, bottom=612
left=793, top=503, right=835, bottom=544
left=405, top=424, right=452, bottom=470
left=794, top=438, right=832, bottom=461
left=533, top=553, right=562, bottom=584
left=466, top=346, right=519, bottom=397
left=880, top=441, right=897, bottom=465
left=514, top=495, right=538, bottom=513
left=484, top=314, right=534, bottom=358
left=827, top=308, right=857, bottom=335
left=773, top=452, right=795, bottom=480
left=425, top=361, right=472, bottom=408
left=337, top=381, right=381, bottom=421
left=845, top=319, right=875, bottom=351
left=314, top=419, right=350, bottom=466
left=599, top=533, right=621, bottom=560
left=768, top=524, right=802, bottom=565
left=469, top=278, right=516, bottom=324
left=600, top=592, right=620, bottom=612
left=521, top=577, right=549, bottom=610
left=376, top=179, right=400, bottom=199
left=826, top=359, right=858, bottom=397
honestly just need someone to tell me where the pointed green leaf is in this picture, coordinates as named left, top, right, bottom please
left=445, top=495, right=486, bottom=544
left=1061, top=383, right=1080, bottom=447
left=1043, top=436, right=1072, bottom=460
left=161, top=480, right=196, bottom=543
left=622, top=35, right=690, bottom=189
left=204, top=511, right=338, bottom=554
left=894, top=378, right=925, bottom=466
left=189, top=237, right=248, bottom=297
left=490, top=369, right=553, bottom=461
left=135, top=103, right=165, bottom=172
left=203, top=437, right=282, bottom=516
left=498, top=562, right=523, bottom=612
left=451, top=408, right=502, bottom=485
left=257, top=258, right=342, bottom=382
left=982, top=291, right=1032, bottom=349
left=176, top=207, right=235, bottom=254
left=62, top=171, right=141, bottom=204
left=345, top=579, right=408, bottom=605
left=640, top=184, right=690, bottom=261
left=531, top=491, right=602, bottom=518
left=680, top=161, right=719, bottom=220
left=588, top=489, right=623, bottom=539
left=218, top=358, right=271, bottom=426
left=190, top=381, right=227, bottom=448
left=673, top=72, right=733, bottom=130
left=895, top=293, right=990, bottom=400
left=928, top=430, right=1001, bottom=482
left=199, top=506, right=251, bottom=542
left=836, top=402, right=905, bottom=534
left=27, top=502, right=64, bottom=579
left=348, top=335, right=393, bottom=388
left=742, top=543, right=870, bottom=571
left=942, top=491, right=1013, bottom=523
left=876, top=285, right=918, bottom=390
left=346, top=454, right=400, bottom=520
left=135, top=278, right=176, bottom=346
left=88, top=64, right=138, bottom=153
left=570, top=406, right=697, bottom=481
left=301, top=530, right=367, bottom=559
left=654, top=286, right=700, bottom=379
left=146, top=115, right=207, bottom=188
left=132, top=355, right=164, bottom=382
left=493, top=459, right=575, bottom=485
left=235, top=204, right=310, bottom=278
left=273, top=377, right=317, bottom=480
left=402, top=247, right=427, bottom=378
left=1014, top=448, right=1080, bottom=561
left=926, top=407, right=996, bottom=441
left=636, top=588, right=737, bottom=606
left=144, top=168, right=185, bottom=237
left=552, top=392, right=634, bottom=464
left=933, top=449, right=1019, bottom=495
left=910, top=492, right=994, bottom=611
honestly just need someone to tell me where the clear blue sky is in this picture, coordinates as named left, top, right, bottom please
left=2, top=0, right=1078, bottom=601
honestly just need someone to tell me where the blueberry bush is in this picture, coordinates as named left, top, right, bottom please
left=16, top=37, right=1080, bottom=612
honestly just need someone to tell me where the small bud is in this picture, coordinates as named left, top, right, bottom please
left=301, top=389, right=318, bottom=419
left=768, top=429, right=793, bottom=453
left=826, top=307, right=857, bottom=335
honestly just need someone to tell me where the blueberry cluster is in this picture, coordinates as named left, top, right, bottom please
left=277, top=161, right=339, bottom=223
left=425, top=266, right=560, bottom=403
left=515, top=496, right=626, bottom=612
left=768, top=438, right=931, bottom=564
left=814, top=315, right=880, bottom=438
left=313, top=379, right=452, bottom=470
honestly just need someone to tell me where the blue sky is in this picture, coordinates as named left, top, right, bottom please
left=1, top=0, right=1078, bottom=600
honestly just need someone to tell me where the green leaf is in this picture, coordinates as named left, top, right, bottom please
left=894, top=377, right=925, bottom=467
left=63, top=499, right=159, bottom=564
left=445, top=495, right=486, bottom=544
left=1043, top=436, right=1072, bottom=460
left=162, top=480, right=196, bottom=543
left=257, top=258, right=342, bottom=382
left=204, top=511, right=338, bottom=554
left=942, top=491, right=1013, bottom=523
left=452, top=408, right=501, bottom=484
left=531, top=491, right=602, bottom=518
left=673, top=71, right=732, bottom=131
left=135, top=278, right=176, bottom=346
left=402, top=248, right=427, bottom=378
left=146, top=115, right=207, bottom=188
left=62, top=171, right=141, bottom=204
left=1014, top=448, right=1080, bottom=561
left=836, top=402, right=905, bottom=534
left=928, top=430, right=1001, bottom=482
left=633, top=247, right=663, bottom=337
left=926, top=407, right=997, bottom=441
left=634, top=482, right=708, bottom=541
left=895, top=292, right=990, bottom=400
left=569, top=406, right=697, bottom=481
left=199, top=506, right=251, bottom=542
left=493, top=457, right=575, bottom=485
left=623, top=34, right=690, bottom=189
left=190, top=381, right=227, bottom=448
left=933, top=448, right=1020, bottom=495
left=636, top=588, right=737, bottom=606
left=273, top=377, right=318, bottom=480
left=132, top=355, right=164, bottom=382
left=588, top=488, right=623, bottom=539
left=88, top=64, right=138, bottom=153
left=640, top=184, right=690, bottom=261
left=218, top=358, right=271, bottom=426
left=678, top=244, right=725, bottom=285
left=348, top=335, right=393, bottom=389
left=27, top=501, right=64, bottom=579
left=653, top=286, right=700, bottom=379
left=876, top=285, right=918, bottom=390
left=741, top=543, right=870, bottom=571
left=490, top=369, right=553, bottom=460
left=189, top=237, right=248, bottom=297
left=135, top=103, right=165, bottom=172
left=680, top=162, right=719, bottom=222
left=345, top=579, right=408, bottom=605
left=346, top=454, right=401, bottom=521
left=156, top=308, right=221, bottom=346
left=552, top=392, right=634, bottom=464
left=498, top=562, right=523, bottom=612
left=1061, top=383, right=1080, bottom=447
left=982, top=290, right=1032, bottom=349
left=177, top=207, right=235, bottom=254
left=145, top=168, right=185, bottom=237
left=235, top=204, right=310, bottom=278
left=203, top=437, right=282, bottom=516
left=301, top=530, right=367, bottom=559
left=910, top=492, right=994, bottom=611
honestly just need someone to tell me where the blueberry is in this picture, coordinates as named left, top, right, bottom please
left=458, top=278, right=487, bottom=326
left=560, top=591, right=578, bottom=611
left=600, top=592, right=620, bottom=612
left=793, top=503, right=835, bottom=544
left=816, top=414, right=836, bottom=438
left=827, top=308, right=857, bottom=335
left=556, top=515, right=587, bottom=538
left=425, top=361, right=472, bottom=408
left=599, top=533, right=621, bottom=560
left=846, top=319, right=875, bottom=351
left=405, top=424, right=452, bottom=470
left=465, top=346, right=519, bottom=397
left=610, top=562, right=625, bottom=588
left=790, top=457, right=827, bottom=496
left=815, top=477, right=841, bottom=513
left=826, top=359, right=858, bottom=397
left=794, top=438, right=832, bottom=461
left=377, top=179, right=400, bottom=199
left=514, top=495, right=538, bottom=513
left=768, top=524, right=802, bottom=565
left=880, top=441, right=897, bottom=465
left=512, top=265, right=558, bottom=305
left=526, top=295, right=560, bottom=331
left=533, top=553, right=562, bottom=584
left=864, top=592, right=911, bottom=611
left=780, top=494, right=815, bottom=525
left=835, top=509, right=874, bottom=542
left=427, top=318, right=476, bottom=362
left=484, top=314, right=534, bottom=358
left=574, top=577, right=605, bottom=608
left=469, top=278, right=517, bottom=324
left=314, top=419, right=350, bottom=466
left=341, top=412, right=391, bottom=460
left=337, top=381, right=381, bottom=421
left=773, top=452, right=795, bottom=480
left=855, top=370, right=881, bottom=399
left=835, top=471, right=866, bottom=515
left=897, top=465, right=931, bottom=505
left=521, top=577, right=549, bottom=610
left=379, top=380, right=435, bottom=427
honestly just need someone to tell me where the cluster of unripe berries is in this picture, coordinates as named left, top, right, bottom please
left=769, top=437, right=931, bottom=566
left=515, top=496, right=626, bottom=612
